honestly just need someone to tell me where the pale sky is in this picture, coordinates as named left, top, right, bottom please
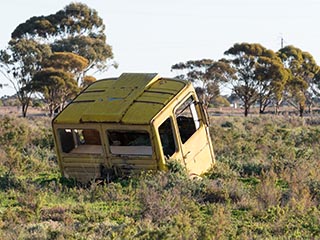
left=1, top=0, right=320, bottom=96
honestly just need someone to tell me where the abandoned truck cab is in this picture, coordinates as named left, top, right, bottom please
left=52, top=73, right=215, bottom=182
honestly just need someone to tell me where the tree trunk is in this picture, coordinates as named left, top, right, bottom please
left=299, top=104, right=304, bottom=117
left=22, top=103, right=28, bottom=118
left=275, top=104, right=279, bottom=115
left=259, top=103, right=267, bottom=114
left=259, top=101, right=263, bottom=114
left=308, top=104, right=312, bottom=115
left=275, top=98, right=283, bottom=115
left=19, top=94, right=31, bottom=118
left=258, top=96, right=266, bottom=114
left=244, top=105, right=249, bottom=117
left=49, top=104, right=54, bottom=118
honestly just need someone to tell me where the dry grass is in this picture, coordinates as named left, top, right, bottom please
left=0, top=115, right=320, bottom=239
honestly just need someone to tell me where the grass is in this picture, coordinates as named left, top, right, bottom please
left=0, top=115, right=320, bottom=239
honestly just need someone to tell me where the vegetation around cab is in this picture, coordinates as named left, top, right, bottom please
left=0, top=115, right=319, bottom=239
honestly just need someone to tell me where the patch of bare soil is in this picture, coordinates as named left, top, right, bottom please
left=0, top=106, right=48, bottom=117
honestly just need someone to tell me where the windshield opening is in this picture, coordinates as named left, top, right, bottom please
left=58, top=128, right=102, bottom=154
left=107, top=130, right=152, bottom=156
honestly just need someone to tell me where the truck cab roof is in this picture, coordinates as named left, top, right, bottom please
left=53, top=73, right=188, bottom=125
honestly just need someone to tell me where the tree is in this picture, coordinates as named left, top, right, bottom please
left=12, top=3, right=105, bottom=40
left=255, top=56, right=289, bottom=114
left=0, top=39, right=51, bottom=117
left=0, top=3, right=114, bottom=117
left=212, top=95, right=230, bottom=107
left=277, top=45, right=320, bottom=116
left=204, top=59, right=237, bottom=107
left=11, top=2, right=115, bottom=86
left=32, top=68, right=78, bottom=117
left=42, top=52, right=89, bottom=85
left=171, top=59, right=213, bottom=107
left=82, top=75, right=97, bottom=88
left=224, top=43, right=287, bottom=116
left=171, top=59, right=235, bottom=108
left=51, top=36, right=115, bottom=83
left=32, top=52, right=88, bottom=116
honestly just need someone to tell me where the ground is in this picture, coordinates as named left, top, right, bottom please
left=0, top=106, right=47, bottom=117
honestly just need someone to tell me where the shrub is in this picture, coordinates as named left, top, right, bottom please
left=254, top=170, right=282, bottom=210
left=0, top=115, right=320, bottom=238
left=0, top=116, right=29, bottom=149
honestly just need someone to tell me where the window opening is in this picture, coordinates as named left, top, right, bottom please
left=159, top=118, right=176, bottom=157
left=107, top=130, right=152, bottom=156
left=175, top=96, right=200, bottom=143
left=58, top=128, right=102, bottom=154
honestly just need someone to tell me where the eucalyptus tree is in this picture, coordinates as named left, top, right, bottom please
left=32, top=52, right=88, bottom=116
left=255, top=56, right=289, bottom=114
left=82, top=76, right=97, bottom=88
left=42, top=52, right=89, bottom=84
left=171, top=59, right=235, bottom=108
left=10, top=2, right=115, bottom=85
left=204, top=59, right=237, bottom=107
left=51, top=36, right=115, bottom=84
left=32, top=68, right=78, bottom=117
left=171, top=59, right=213, bottom=107
left=277, top=45, right=320, bottom=116
left=0, top=39, right=51, bottom=117
left=0, top=2, right=114, bottom=117
left=224, top=42, right=288, bottom=116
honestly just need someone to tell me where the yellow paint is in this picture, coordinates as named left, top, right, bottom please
left=52, top=73, right=215, bottom=182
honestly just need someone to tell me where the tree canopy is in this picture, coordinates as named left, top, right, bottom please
left=224, top=43, right=288, bottom=116
left=171, top=59, right=235, bottom=108
left=1, top=2, right=320, bottom=118
left=170, top=43, right=319, bottom=117
left=32, top=52, right=89, bottom=116
left=11, top=2, right=114, bottom=85
left=12, top=2, right=105, bottom=39
left=0, top=39, right=51, bottom=117
left=277, top=45, right=320, bottom=116
left=0, top=2, right=115, bottom=117
left=32, top=67, right=78, bottom=117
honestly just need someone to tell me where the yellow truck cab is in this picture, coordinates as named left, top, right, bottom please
left=52, top=73, right=215, bottom=182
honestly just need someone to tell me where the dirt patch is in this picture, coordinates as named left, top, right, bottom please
left=0, top=106, right=48, bottom=117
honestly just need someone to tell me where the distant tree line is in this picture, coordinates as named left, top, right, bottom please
left=0, top=3, right=319, bottom=118
left=172, top=43, right=320, bottom=117
left=0, top=2, right=116, bottom=117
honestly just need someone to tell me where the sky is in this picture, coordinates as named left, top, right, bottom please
left=1, top=0, right=320, bottom=96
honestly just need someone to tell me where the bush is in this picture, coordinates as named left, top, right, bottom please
left=0, top=115, right=320, bottom=239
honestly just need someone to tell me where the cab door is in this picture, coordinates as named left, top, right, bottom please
left=174, top=95, right=214, bottom=176
left=154, top=116, right=184, bottom=170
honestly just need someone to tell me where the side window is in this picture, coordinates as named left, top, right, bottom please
left=107, top=130, right=152, bottom=156
left=58, top=128, right=102, bottom=154
left=159, top=118, right=176, bottom=157
left=175, top=96, right=200, bottom=143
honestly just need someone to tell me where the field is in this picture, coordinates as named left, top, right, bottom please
left=0, top=113, right=319, bottom=239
